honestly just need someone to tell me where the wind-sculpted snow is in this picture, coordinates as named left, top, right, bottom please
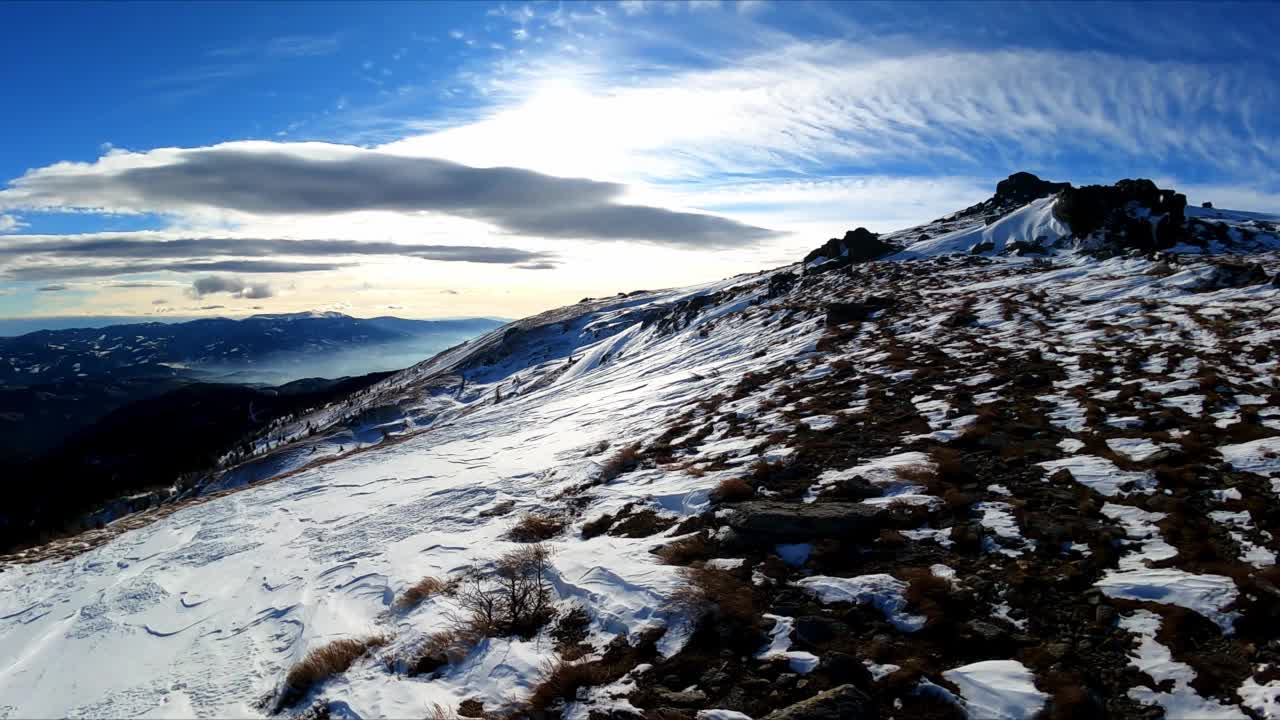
left=0, top=269, right=826, bottom=717
left=3, top=198, right=1280, bottom=717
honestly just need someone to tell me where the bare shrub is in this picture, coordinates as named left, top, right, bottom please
left=894, top=463, right=937, bottom=486
left=671, top=566, right=757, bottom=627
left=278, top=634, right=391, bottom=709
left=710, top=477, right=755, bottom=503
left=404, top=627, right=482, bottom=676
left=654, top=533, right=712, bottom=565
left=598, top=445, right=641, bottom=483
left=552, top=604, right=593, bottom=659
left=453, top=545, right=556, bottom=639
left=395, top=576, right=448, bottom=611
left=580, top=512, right=615, bottom=539
left=508, top=513, right=566, bottom=542
left=526, top=657, right=618, bottom=712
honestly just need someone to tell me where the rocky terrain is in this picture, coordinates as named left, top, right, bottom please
left=1, top=175, right=1279, bottom=719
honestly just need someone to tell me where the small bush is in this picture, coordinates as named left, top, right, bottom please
left=404, top=627, right=482, bottom=676
left=598, top=445, right=641, bottom=483
left=610, top=509, right=676, bottom=538
left=711, top=477, right=755, bottom=503
left=454, top=545, right=557, bottom=639
left=552, top=604, right=593, bottom=659
left=895, top=463, right=937, bottom=486
left=278, top=634, right=390, bottom=709
left=671, top=566, right=757, bottom=627
left=508, top=513, right=566, bottom=543
left=527, top=657, right=618, bottom=711
left=655, top=534, right=712, bottom=565
left=580, top=512, right=616, bottom=539
left=395, top=576, right=448, bottom=611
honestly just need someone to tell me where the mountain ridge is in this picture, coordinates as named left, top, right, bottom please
left=3, top=174, right=1279, bottom=719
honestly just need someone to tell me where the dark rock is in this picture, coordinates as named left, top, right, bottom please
left=763, top=684, right=877, bottom=720
left=727, top=501, right=884, bottom=541
left=478, top=499, right=516, bottom=518
left=768, top=272, right=798, bottom=299
left=825, top=295, right=893, bottom=326
left=1192, top=261, right=1269, bottom=291
left=995, top=171, right=1071, bottom=206
left=969, top=240, right=996, bottom=254
left=803, top=228, right=896, bottom=268
left=821, top=653, right=873, bottom=689
left=651, top=689, right=708, bottom=707
left=1202, top=201, right=1213, bottom=208
left=1054, top=178, right=1187, bottom=250
left=794, top=616, right=848, bottom=646
left=962, top=620, right=1010, bottom=645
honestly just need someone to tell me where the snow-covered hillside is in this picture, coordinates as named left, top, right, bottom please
left=3, top=183, right=1280, bottom=719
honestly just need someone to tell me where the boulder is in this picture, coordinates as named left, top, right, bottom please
left=1053, top=178, right=1188, bottom=249
left=994, top=171, right=1071, bottom=206
left=727, top=501, right=883, bottom=540
left=1193, top=261, right=1269, bottom=291
left=764, top=684, right=878, bottom=720
left=803, top=228, right=896, bottom=268
left=825, top=295, right=893, bottom=326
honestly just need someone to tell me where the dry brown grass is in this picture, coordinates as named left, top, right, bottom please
left=710, top=477, right=755, bottom=503
left=507, top=513, right=566, bottom=542
left=278, top=634, right=391, bottom=708
left=894, top=463, right=937, bottom=485
left=404, top=627, right=483, bottom=676
left=654, top=533, right=712, bottom=565
left=598, top=444, right=641, bottom=483
left=671, top=566, right=757, bottom=627
left=526, top=657, right=620, bottom=711
left=395, top=576, right=449, bottom=611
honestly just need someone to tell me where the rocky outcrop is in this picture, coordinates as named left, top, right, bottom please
left=949, top=171, right=1070, bottom=225
left=825, top=295, right=894, bottom=326
left=1053, top=178, right=1188, bottom=250
left=763, top=684, right=878, bottom=720
left=1191, top=260, right=1270, bottom=291
left=994, top=171, right=1071, bottom=207
left=803, top=228, right=896, bottom=269
left=726, top=501, right=883, bottom=540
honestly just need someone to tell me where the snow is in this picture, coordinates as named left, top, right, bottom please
left=864, top=659, right=901, bottom=681
left=1239, top=676, right=1280, bottom=719
left=896, top=197, right=1069, bottom=258
left=755, top=614, right=818, bottom=673
left=1219, top=437, right=1280, bottom=477
left=1106, top=437, right=1178, bottom=462
left=697, top=711, right=754, bottom=720
left=1101, top=503, right=1177, bottom=569
left=1038, top=455, right=1156, bottom=496
left=796, top=574, right=926, bottom=632
left=1057, top=438, right=1085, bottom=453
left=0, top=273, right=822, bottom=718
left=1096, top=569, right=1240, bottom=633
left=941, top=660, right=1048, bottom=720
left=1118, top=611, right=1247, bottom=719
left=774, top=543, right=812, bottom=568
left=974, top=502, right=1033, bottom=556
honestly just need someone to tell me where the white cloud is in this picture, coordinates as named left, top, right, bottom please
left=0, top=214, right=22, bottom=233
left=383, top=43, right=1277, bottom=187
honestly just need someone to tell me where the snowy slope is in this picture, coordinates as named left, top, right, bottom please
left=0, top=270, right=829, bottom=717
left=3, top=196, right=1280, bottom=718
left=892, top=196, right=1069, bottom=258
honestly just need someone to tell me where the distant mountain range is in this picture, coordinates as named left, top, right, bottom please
left=0, top=312, right=504, bottom=385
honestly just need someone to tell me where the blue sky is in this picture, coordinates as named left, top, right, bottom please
left=1, top=1, right=1277, bottom=322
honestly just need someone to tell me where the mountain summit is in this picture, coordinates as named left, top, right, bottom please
left=2, top=177, right=1279, bottom=719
